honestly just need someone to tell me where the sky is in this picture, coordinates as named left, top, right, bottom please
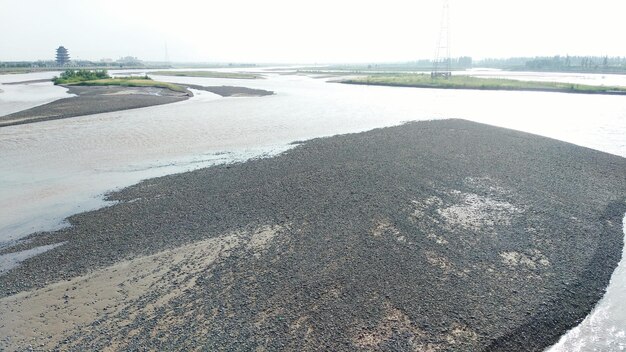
left=1, top=0, right=626, bottom=63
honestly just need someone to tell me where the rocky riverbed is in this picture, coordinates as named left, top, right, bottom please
left=0, top=119, right=624, bottom=351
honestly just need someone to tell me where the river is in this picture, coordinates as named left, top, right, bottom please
left=0, top=68, right=624, bottom=350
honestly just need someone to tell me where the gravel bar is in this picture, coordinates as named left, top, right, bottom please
left=1, top=119, right=625, bottom=351
left=0, top=84, right=273, bottom=127
left=186, top=84, right=275, bottom=97
left=0, top=85, right=189, bottom=127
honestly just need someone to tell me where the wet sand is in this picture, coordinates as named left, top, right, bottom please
left=1, top=119, right=625, bottom=351
left=0, top=84, right=274, bottom=127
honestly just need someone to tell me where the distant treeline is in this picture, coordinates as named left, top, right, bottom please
left=323, top=57, right=474, bottom=72
left=316, top=56, right=626, bottom=74
left=0, top=61, right=259, bottom=72
left=0, top=60, right=147, bottom=69
left=477, top=56, right=626, bottom=72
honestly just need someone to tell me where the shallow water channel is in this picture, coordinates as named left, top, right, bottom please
left=0, top=68, right=625, bottom=349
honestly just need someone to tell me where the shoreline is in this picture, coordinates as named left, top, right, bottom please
left=1, top=119, right=624, bottom=350
left=341, top=80, right=626, bottom=96
left=1, top=79, right=55, bottom=85
left=0, top=84, right=274, bottom=127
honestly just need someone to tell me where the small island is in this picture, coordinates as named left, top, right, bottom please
left=341, top=73, right=626, bottom=95
left=53, top=69, right=188, bottom=93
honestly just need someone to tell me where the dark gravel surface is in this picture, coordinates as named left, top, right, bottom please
left=186, top=84, right=275, bottom=97
left=1, top=119, right=625, bottom=351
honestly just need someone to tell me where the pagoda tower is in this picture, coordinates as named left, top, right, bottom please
left=55, top=46, right=70, bottom=66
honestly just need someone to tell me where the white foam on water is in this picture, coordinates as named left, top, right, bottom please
left=0, top=242, right=66, bottom=274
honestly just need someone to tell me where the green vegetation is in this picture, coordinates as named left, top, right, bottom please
left=151, top=70, right=263, bottom=79
left=342, top=74, right=626, bottom=95
left=53, top=69, right=187, bottom=93
left=53, top=69, right=110, bottom=84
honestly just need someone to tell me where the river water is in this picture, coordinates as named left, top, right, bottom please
left=0, top=68, right=624, bottom=350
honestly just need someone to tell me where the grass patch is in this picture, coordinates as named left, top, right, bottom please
left=52, top=70, right=188, bottom=93
left=342, top=73, right=626, bottom=95
left=151, top=70, right=262, bottom=79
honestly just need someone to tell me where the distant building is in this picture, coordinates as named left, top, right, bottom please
left=116, top=56, right=142, bottom=66
left=55, top=46, right=70, bottom=66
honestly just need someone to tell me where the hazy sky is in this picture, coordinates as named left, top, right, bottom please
left=1, top=0, right=626, bottom=63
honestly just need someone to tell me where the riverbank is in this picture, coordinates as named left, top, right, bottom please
left=341, top=74, right=626, bottom=95
left=1, top=119, right=625, bottom=351
left=0, top=84, right=274, bottom=127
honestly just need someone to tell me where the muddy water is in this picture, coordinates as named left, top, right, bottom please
left=0, top=71, right=70, bottom=116
left=0, top=68, right=625, bottom=349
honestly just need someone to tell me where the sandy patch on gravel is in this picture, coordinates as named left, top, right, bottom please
left=353, top=301, right=477, bottom=351
left=353, top=302, right=435, bottom=351
left=438, top=191, right=522, bottom=230
left=427, top=233, right=449, bottom=245
left=0, top=225, right=284, bottom=351
left=371, top=218, right=401, bottom=238
left=500, top=250, right=551, bottom=269
left=411, top=196, right=442, bottom=219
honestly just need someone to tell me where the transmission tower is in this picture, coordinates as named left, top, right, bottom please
left=431, top=0, right=451, bottom=79
left=164, top=41, right=170, bottom=67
